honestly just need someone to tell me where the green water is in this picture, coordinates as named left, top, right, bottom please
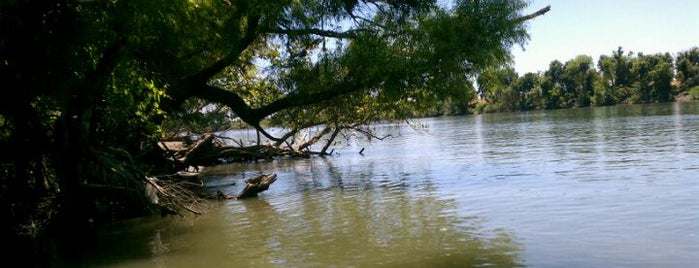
left=16, top=102, right=699, bottom=267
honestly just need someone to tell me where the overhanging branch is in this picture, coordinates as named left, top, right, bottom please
left=195, top=84, right=257, bottom=125
left=176, top=4, right=551, bottom=139
left=265, top=27, right=365, bottom=39
left=514, top=5, right=551, bottom=24
left=254, top=79, right=361, bottom=120
left=184, top=15, right=261, bottom=86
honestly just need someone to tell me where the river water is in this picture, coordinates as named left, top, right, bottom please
left=43, top=102, right=699, bottom=267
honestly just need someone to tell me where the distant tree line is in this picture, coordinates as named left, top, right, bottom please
left=469, top=46, right=699, bottom=113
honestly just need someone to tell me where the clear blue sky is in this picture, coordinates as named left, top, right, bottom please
left=511, top=0, right=699, bottom=74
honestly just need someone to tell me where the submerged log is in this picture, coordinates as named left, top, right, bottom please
left=238, top=173, right=278, bottom=199
left=216, top=173, right=278, bottom=200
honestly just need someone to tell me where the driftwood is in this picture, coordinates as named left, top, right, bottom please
left=149, top=134, right=284, bottom=216
left=179, top=134, right=217, bottom=168
left=145, top=176, right=206, bottom=216
left=217, top=173, right=277, bottom=200
left=159, top=134, right=313, bottom=171
left=144, top=172, right=276, bottom=217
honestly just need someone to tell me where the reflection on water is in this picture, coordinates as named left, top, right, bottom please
left=16, top=102, right=699, bottom=267
left=221, top=191, right=522, bottom=267
left=92, top=178, right=524, bottom=268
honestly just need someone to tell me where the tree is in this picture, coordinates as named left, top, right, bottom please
left=675, top=47, right=699, bottom=95
left=512, top=72, right=542, bottom=110
left=645, top=53, right=674, bottom=102
left=540, top=60, right=565, bottom=109
left=0, top=0, right=550, bottom=235
left=561, top=55, right=599, bottom=108
left=477, top=66, right=519, bottom=112
left=595, top=54, right=619, bottom=106
left=595, top=47, right=674, bottom=104
left=612, top=47, right=634, bottom=89
left=627, top=53, right=674, bottom=103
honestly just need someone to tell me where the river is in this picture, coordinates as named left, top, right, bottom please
left=36, top=102, right=699, bottom=267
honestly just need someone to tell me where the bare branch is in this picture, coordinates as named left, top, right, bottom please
left=273, top=127, right=298, bottom=147
left=320, top=125, right=342, bottom=155
left=144, top=176, right=204, bottom=215
left=254, top=125, right=284, bottom=143
left=514, top=5, right=551, bottom=24
left=344, top=124, right=397, bottom=141
left=297, top=125, right=333, bottom=151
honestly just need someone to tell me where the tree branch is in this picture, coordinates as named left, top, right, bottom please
left=184, top=15, right=261, bottom=86
left=514, top=5, right=551, bottom=24
left=297, top=125, right=332, bottom=151
left=88, top=35, right=127, bottom=81
left=253, top=78, right=362, bottom=121
left=265, top=27, right=364, bottom=39
left=192, top=84, right=284, bottom=143
left=194, top=84, right=258, bottom=124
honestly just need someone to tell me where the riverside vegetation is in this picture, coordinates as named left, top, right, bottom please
left=0, top=0, right=551, bottom=238
left=1, top=0, right=697, bottom=245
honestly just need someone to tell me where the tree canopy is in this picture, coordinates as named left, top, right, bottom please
left=0, top=0, right=549, bottom=235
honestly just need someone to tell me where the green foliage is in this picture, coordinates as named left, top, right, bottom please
left=675, top=47, right=699, bottom=91
left=540, top=60, right=565, bottom=109
left=242, top=0, right=536, bottom=132
left=478, top=46, right=694, bottom=112
left=471, top=101, right=489, bottom=114
left=477, top=66, right=518, bottom=112
left=513, top=72, right=542, bottom=110
left=688, top=86, right=699, bottom=99
left=100, top=66, right=168, bottom=147
left=595, top=54, right=619, bottom=106
left=591, top=78, right=616, bottom=106
left=561, top=55, right=598, bottom=107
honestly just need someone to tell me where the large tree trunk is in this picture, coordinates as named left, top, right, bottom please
left=52, top=35, right=126, bottom=233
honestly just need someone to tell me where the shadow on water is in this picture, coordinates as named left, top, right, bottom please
left=7, top=155, right=525, bottom=268
left=217, top=192, right=524, bottom=267
left=203, top=158, right=526, bottom=268
left=3, top=214, right=194, bottom=268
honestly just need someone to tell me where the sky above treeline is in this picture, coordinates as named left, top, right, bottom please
left=511, top=0, right=699, bottom=75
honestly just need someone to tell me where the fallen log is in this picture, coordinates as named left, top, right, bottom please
left=179, top=134, right=218, bottom=169
left=238, top=173, right=278, bottom=198
left=217, top=173, right=278, bottom=200
left=159, top=133, right=322, bottom=171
